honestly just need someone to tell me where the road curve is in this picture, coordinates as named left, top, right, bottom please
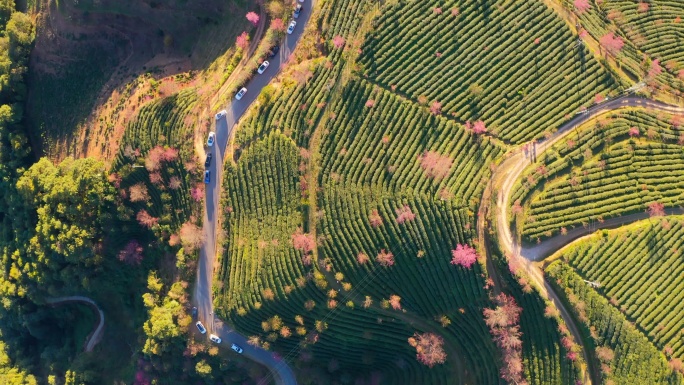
left=45, top=296, right=105, bottom=353
left=193, top=4, right=316, bottom=385
left=492, top=95, right=684, bottom=385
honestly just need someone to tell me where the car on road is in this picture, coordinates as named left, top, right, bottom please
left=209, top=334, right=222, bottom=344
left=287, top=20, right=297, bottom=35
left=207, top=131, right=215, bottom=147
left=205, top=153, right=212, bottom=169
left=267, top=45, right=279, bottom=58
left=235, top=87, right=247, bottom=100
left=257, top=61, right=270, bottom=74
left=204, top=170, right=211, bottom=184
left=215, top=110, right=227, bottom=120
left=298, top=0, right=304, bottom=3
left=196, top=321, right=207, bottom=334
left=293, top=4, right=302, bottom=18
left=191, top=307, right=198, bottom=319
left=231, top=343, right=243, bottom=354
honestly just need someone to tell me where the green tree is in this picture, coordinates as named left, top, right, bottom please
left=195, top=359, right=213, bottom=378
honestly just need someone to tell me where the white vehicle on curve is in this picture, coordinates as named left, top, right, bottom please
left=257, top=61, right=270, bottom=74
left=287, top=20, right=297, bottom=35
left=209, top=334, right=222, bottom=344
left=215, top=110, right=227, bottom=120
left=235, top=87, right=247, bottom=100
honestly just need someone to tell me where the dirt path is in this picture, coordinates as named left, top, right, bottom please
left=46, top=296, right=105, bottom=353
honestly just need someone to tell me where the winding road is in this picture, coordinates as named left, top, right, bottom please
left=46, top=296, right=105, bottom=353
left=492, top=94, right=684, bottom=384
left=192, top=4, right=316, bottom=385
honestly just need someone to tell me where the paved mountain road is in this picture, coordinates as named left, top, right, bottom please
left=494, top=95, right=684, bottom=384
left=46, top=296, right=105, bottom=353
left=193, top=5, right=315, bottom=385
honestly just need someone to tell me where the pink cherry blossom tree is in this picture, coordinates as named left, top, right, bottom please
left=292, top=227, right=316, bottom=253
left=271, top=18, right=286, bottom=33
left=628, top=126, right=640, bottom=137
left=376, top=249, right=395, bottom=267
left=472, top=120, right=487, bottom=135
left=647, top=201, right=665, bottom=217
left=395, top=205, right=416, bottom=224
left=450, top=244, right=479, bottom=269
left=236, top=32, right=250, bottom=50
left=408, top=332, right=446, bottom=367
left=430, top=101, right=442, bottom=115
left=369, top=209, right=383, bottom=227
left=246, top=12, right=260, bottom=26
left=418, top=151, right=453, bottom=180
left=648, top=59, right=662, bottom=78
left=389, top=295, right=402, bottom=310
left=332, top=35, right=345, bottom=49
left=599, top=32, right=624, bottom=55
left=574, top=0, right=590, bottom=14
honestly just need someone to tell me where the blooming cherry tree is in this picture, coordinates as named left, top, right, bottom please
left=450, top=244, right=478, bottom=269
left=246, top=12, right=260, bottom=26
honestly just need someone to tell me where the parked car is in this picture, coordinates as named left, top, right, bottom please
left=298, top=0, right=304, bottom=3
left=231, top=343, right=244, bottom=354
left=257, top=61, right=270, bottom=74
left=205, top=153, right=212, bottom=169
left=204, top=170, right=211, bottom=184
left=196, top=321, right=207, bottom=334
left=215, top=110, right=227, bottom=120
left=235, top=87, right=247, bottom=100
left=287, top=20, right=297, bottom=35
left=191, top=307, right=198, bottom=319
left=294, top=4, right=302, bottom=18
left=207, top=131, right=215, bottom=147
left=267, top=45, right=280, bottom=58
left=209, top=334, right=222, bottom=344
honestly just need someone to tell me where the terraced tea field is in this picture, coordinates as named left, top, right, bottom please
left=358, top=0, right=619, bottom=143
left=215, top=132, right=459, bottom=383
left=572, top=0, right=684, bottom=92
left=512, top=110, right=684, bottom=242
left=546, top=259, right=683, bottom=384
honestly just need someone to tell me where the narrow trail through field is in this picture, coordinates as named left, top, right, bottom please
left=487, top=95, right=684, bottom=385
left=45, top=296, right=105, bottom=353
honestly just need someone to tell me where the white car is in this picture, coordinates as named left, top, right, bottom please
left=209, top=334, right=222, bottom=344
left=207, top=131, right=215, bottom=147
left=215, top=110, right=227, bottom=120
left=287, top=20, right=297, bottom=35
left=257, top=61, right=270, bottom=74
left=298, top=0, right=304, bottom=3
left=231, top=343, right=243, bottom=354
left=235, top=87, right=247, bottom=100
left=196, top=321, right=207, bottom=334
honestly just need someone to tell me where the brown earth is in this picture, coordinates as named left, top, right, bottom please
left=26, top=0, right=254, bottom=165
